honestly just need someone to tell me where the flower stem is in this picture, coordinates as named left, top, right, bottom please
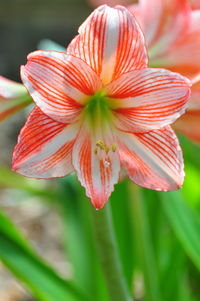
left=91, top=203, right=132, bottom=301
left=128, top=183, right=161, bottom=301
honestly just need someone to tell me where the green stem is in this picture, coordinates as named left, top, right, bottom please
left=91, top=203, right=132, bottom=301
left=129, top=183, right=161, bottom=301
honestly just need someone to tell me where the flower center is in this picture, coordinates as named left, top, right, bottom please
left=84, top=90, right=112, bottom=126
left=83, top=91, right=117, bottom=163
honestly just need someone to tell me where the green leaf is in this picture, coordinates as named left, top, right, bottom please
left=0, top=166, right=57, bottom=200
left=0, top=210, right=90, bottom=301
left=182, top=164, right=200, bottom=208
left=160, top=190, right=200, bottom=272
left=160, top=239, right=185, bottom=301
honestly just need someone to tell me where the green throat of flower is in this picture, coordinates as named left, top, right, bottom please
left=83, top=91, right=113, bottom=129
left=83, top=91, right=117, bottom=158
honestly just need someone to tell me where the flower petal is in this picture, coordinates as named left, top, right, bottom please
left=163, top=74, right=200, bottom=145
left=12, top=106, right=78, bottom=178
left=72, top=124, right=120, bottom=209
left=21, top=51, right=101, bottom=123
left=129, top=0, right=190, bottom=50
left=191, top=0, right=200, bottom=10
left=152, top=10, right=200, bottom=77
left=67, top=5, right=147, bottom=85
left=0, top=76, right=32, bottom=122
left=189, top=74, right=200, bottom=110
left=0, top=76, right=27, bottom=99
left=173, top=111, right=200, bottom=145
left=106, top=68, right=191, bottom=132
left=118, top=126, right=184, bottom=191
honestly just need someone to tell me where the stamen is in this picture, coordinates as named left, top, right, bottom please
left=95, top=140, right=117, bottom=155
left=112, top=144, right=117, bottom=152
left=105, top=146, right=110, bottom=154
left=96, top=140, right=106, bottom=150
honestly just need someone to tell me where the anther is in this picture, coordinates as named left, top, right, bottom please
left=96, top=140, right=105, bottom=150
left=112, top=144, right=117, bottom=152
left=95, top=140, right=117, bottom=155
left=105, top=146, right=110, bottom=154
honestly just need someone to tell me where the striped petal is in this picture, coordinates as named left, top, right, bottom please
left=72, top=124, right=120, bottom=209
left=118, top=126, right=184, bottom=191
left=67, top=5, right=147, bottom=85
left=0, top=76, right=27, bottom=99
left=0, top=76, right=32, bottom=122
left=173, top=111, right=200, bottom=145
left=21, top=51, right=101, bottom=123
left=173, top=73, right=200, bottom=144
left=129, top=0, right=190, bottom=51
left=161, top=10, right=200, bottom=77
left=106, top=68, right=191, bottom=133
left=12, top=106, right=79, bottom=178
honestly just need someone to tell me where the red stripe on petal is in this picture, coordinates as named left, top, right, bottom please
left=106, top=68, right=191, bottom=132
left=12, top=106, right=78, bottom=178
left=150, top=9, right=200, bottom=78
left=135, top=0, right=190, bottom=50
left=67, top=5, right=148, bottom=85
left=72, top=124, right=120, bottom=209
left=0, top=99, right=31, bottom=122
left=21, top=51, right=101, bottom=123
left=118, top=126, right=184, bottom=191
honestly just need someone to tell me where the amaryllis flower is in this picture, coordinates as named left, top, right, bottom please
left=0, top=76, right=32, bottom=122
left=12, top=6, right=191, bottom=209
left=128, top=0, right=200, bottom=144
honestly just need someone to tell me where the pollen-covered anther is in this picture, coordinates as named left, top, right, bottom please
left=95, top=140, right=117, bottom=155
left=112, top=144, right=117, bottom=152
left=96, top=140, right=106, bottom=150
left=105, top=146, right=110, bottom=154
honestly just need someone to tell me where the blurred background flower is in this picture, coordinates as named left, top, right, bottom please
left=127, top=0, right=200, bottom=145
left=0, top=76, right=32, bottom=122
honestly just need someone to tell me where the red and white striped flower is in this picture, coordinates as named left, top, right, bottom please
left=0, top=76, right=32, bottom=122
left=128, top=0, right=200, bottom=144
left=12, top=6, right=191, bottom=209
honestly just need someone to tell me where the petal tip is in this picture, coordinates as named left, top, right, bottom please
left=27, top=50, right=42, bottom=60
left=92, top=198, right=107, bottom=210
left=11, top=160, right=19, bottom=174
left=20, top=65, right=25, bottom=74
